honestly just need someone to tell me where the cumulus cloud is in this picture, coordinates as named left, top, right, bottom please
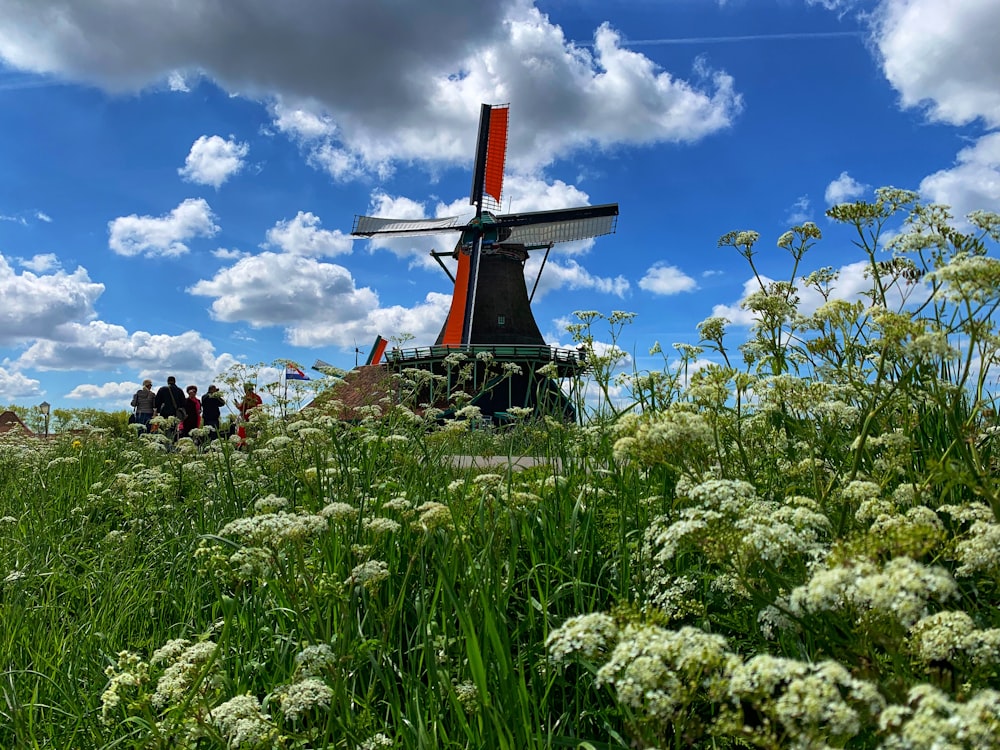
left=527, top=257, right=629, bottom=300
left=712, top=260, right=926, bottom=327
left=874, top=0, right=1000, bottom=128
left=825, top=171, right=870, bottom=205
left=638, top=263, right=698, bottom=295
left=0, top=254, right=103, bottom=344
left=0, top=1, right=741, bottom=177
left=919, top=132, right=1000, bottom=226
left=167, top=71, right=189, bottom=92
left=178, top=134, right=249, bottom=188
left=264, top=211, right=353, bottom=257
left=366, top=292, right=453, bottom=347
left=18, top=253, right=60, bottom=272
left=65, top=380, right=144, bottom=401
left=188, top=252, right=381, bottom=346
left=0, top=367, right=42, bottom=399
left=16, top=321, right=218, bottom=372
left=108, top=198, right=219, bottom=257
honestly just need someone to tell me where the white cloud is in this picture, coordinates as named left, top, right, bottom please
left=874, top=0, right=1000, bottom=128
left=919, top=133, right=1000, bottom=227
left=638, top=263, right=698, bottom=295
left=366, top=292, right=452, bottom=346
left=108, top=198, right=219, bottom=257
left=178, top=134, right=249, bottom=188
left=825, top=171, right=870, bottom=205
left=212, top=247, right=249, bottom=260
left=34, top=210, right=52, bottom=222
left=806, top=0, right=862, bottom=15
left=527, top=257, right=629, bottom=299
left=18, top=253, right=60, bottom=272
left=188, top=252, right=381, bottom=345
left=0, top=2, right=741, bottom=178
left=270, top=102, right=336, bottom=141
left=167, top=71, right=189, bottom=92
left=16, top=321, right=219, bottom=372
left=0, top=367, right=42, bottom=399
left=0, top=254, right=103, bottom=344
left=712, top=260, right=926, bottom=326
left=65, top=380, right=142, bottom=401
left=264, top=211, right=353, bottom=257
left=786, top=195, right=812, bottom=225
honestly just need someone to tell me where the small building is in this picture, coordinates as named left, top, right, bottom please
left=0, top=411, right=33, bottom=436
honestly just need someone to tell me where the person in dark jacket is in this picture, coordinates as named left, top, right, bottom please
left=154, top=376, right=187, bottom=420
left=200, top=384, right=224, bottom=439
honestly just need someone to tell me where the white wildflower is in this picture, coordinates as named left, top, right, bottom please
left=275, top=677, right=333, bottom=721
left=546, top=612, right=619, bottom=662
left=209, top=694, right=273, bottom=748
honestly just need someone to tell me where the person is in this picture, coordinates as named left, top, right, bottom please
left=180, top=385, right=201, bottom=438
left=235, top=382, right=262, bottom=446
left=130, top=379, right=156, bottom=431
left=154, top=376, right=187, bottom=438
left=201, top=384, right=224, bottom=439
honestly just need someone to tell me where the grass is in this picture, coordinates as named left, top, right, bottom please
left=3, top=192, right=1000, bottom=748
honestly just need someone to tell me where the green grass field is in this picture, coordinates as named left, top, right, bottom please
left=3, top=193, right=1000, bottom=748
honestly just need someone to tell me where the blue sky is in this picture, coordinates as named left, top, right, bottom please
left=0, top=0, right=998, bottom=411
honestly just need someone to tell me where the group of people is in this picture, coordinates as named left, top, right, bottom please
left=130, top=376, right=261, bottom=441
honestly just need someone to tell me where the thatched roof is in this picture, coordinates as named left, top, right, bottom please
left=0, top=411, right=33, bottom=435
left=308, top=365, right=399, bottom=420
left=308, top=364, right=451, bottom=420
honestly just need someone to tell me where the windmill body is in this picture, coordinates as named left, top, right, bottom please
left=350, top=104, right=618, bottom=421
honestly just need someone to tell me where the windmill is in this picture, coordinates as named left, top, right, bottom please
left=350, top=104, right=618, bottom=421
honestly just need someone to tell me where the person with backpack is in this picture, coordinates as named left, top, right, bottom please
left=130, top=379, right=156, bottom=431
left=200, top=384, right=224, bottom=439
left=154, top=376, right=187, bottom=438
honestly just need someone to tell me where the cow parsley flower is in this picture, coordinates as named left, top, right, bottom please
left=546, top=612, right=619, bottom=662
left=253, top=494, right=289, bottom=513
left=209, top=694, right=274, bottom=748
left=101, top=651, right=149, bottom=724
left=595, top=624, right=733, bottom=724
left=359, top=733, right=394, bottom=750
left=363, top=517, right=401, bottom=535
left=414, top=502, right=453, bottom=532
left=346, top=560, right=390, bottom=589
left=320, top=502, right=358, bottom=522
left=954, top=520, right=1000, bottom=576
left=294, top=644, right=336, bottom=678
left=879, top=686, right=1000, bottom=749
left=275, top=678, right=333, bottom=721
left=152, top=640, right=219, bottom=708
left=723, top=655, right=884, bottom=746
left=219, top=512, right=327, bottom=547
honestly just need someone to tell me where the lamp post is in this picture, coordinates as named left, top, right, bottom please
left=38, top=401, right=50, bottom=438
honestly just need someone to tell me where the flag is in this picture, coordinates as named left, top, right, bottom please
left=285, top=365, right=309, bottom=381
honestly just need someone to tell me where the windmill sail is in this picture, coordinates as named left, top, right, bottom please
left=350, top=103, right=618, bottom=351
left=352, top=214, right=466, bottom=237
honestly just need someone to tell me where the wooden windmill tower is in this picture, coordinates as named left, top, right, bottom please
left=351, top=104, right=618, bottom=421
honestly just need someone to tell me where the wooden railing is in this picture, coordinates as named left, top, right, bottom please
left=384, top=344, right=586, bottom=366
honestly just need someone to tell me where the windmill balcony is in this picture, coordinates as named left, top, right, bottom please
left=385, top=344, right=588, bottom=378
